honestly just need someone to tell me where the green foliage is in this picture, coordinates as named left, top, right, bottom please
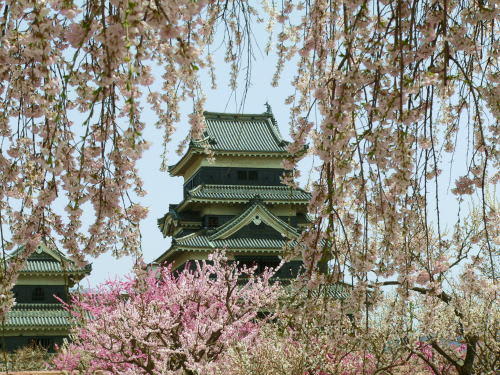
left=0, top=344, right=51, bottom=371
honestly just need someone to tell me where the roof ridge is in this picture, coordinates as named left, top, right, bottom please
left=203, top=184, right=302, bottom=190
left=203, top=111, right=273, bottom=120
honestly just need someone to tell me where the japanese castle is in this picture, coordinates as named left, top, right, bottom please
left=1, top=244, right=90, bottom=352
left=153, top=109, right=311, bottom=277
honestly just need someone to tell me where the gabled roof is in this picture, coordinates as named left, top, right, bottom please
left=210, top=201, right=299, bottom=240
left=178, top=234, right=296, bottom=251
left=154, top=201, right=302, bottom=264
left=309, top=284, right=352, bottom=300
left=177, top=184, right=311, bottom=211
left=7, top=243, right=91, bottom=277
left=169, top=111, right=299, bottom=176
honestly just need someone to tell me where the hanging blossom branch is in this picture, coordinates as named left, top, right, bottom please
left=0, top=0, right=256, bottom=318
left=0, top=0, right=497, bottom=331
left=263, top=1, right=497, bottom=373
left=266, top=0, right=497, bottom=289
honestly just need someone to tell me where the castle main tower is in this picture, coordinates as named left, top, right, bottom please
left=154, top=110, right=310, bottom=278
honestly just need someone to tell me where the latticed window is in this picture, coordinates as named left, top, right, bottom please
left=32, top=287, right=45, bottom=301
left=248, top=171, right=258, bottom=180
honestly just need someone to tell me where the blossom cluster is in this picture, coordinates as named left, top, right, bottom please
left=0, top=2, right=497, bottom=356
left=51, top=254, right=498, bottom=375
left=52, top=252, right=281, bottom=374
left=214, top=286, right=498, bottom=375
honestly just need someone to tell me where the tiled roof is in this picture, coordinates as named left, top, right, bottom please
left=155, top=235, right=295, bottom=263
left=8, top=244, right=91, bottom=276
left=20, top=260, right=91, bottom=275
left=287, top=284, right=351, bottom=300
left=193, top=112, right=289, bottom=153
left=309, top=284, right=351, bottom=300
left=182, top=184, right=311, bottom=205
left=3, top=304, right=71, bottom=329
left=168, top=111, right=309, bottom=176
left=9, top=303, right=64, bottom=311
left=170, top=233, right=297, bottom=252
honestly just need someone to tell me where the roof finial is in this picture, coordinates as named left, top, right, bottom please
left=265, top=102, right=278, bottom=127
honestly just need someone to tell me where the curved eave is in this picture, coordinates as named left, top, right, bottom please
left=177, top=198, right=308, bottom=212
left=154, top=246, right=179, bottom=264
left=210, top=201, right=299, bottom=240
left=154, top=243, right=289, bottom=264
left=18, top=270, right=89, bottom=277
left=168, top=148, right=291, bottom=177
left=155, top=246, right=286, bottom=265
left=1, top=324, right=70, bottom=331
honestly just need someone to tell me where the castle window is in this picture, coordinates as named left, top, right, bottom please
left=32, top=287, right=45, bottom=301
left=207, top=216, right=219, bottom=228
left=248, top=171, right=258, bottom=181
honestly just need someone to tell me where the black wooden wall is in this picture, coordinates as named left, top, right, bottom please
left=12, top=285, right=68, bottom=303
left=184, top=167, right=286, bottom=195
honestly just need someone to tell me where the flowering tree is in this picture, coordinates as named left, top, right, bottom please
left=213, top=292, right=371, bottom=375
left=0, top=1, right=497, bottom=370
left=52, top=252, right=281, bottom=374
left=214, top=287, right=497, bottom=375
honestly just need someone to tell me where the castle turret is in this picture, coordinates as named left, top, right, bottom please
left=2, top=243, right=91, bottom=352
